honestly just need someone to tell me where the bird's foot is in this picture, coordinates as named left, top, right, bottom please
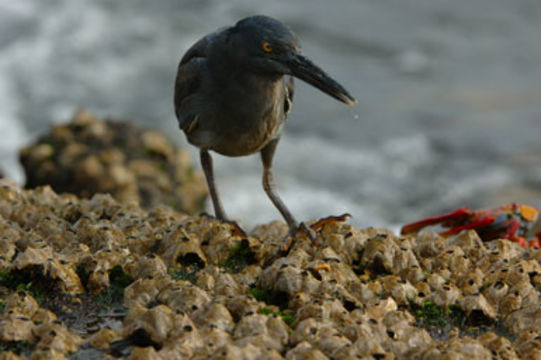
left=199, top=212, right=248, bottom=237
left=223, top=219, right=248, bottom=237
left=199, top=211, right=216, bottom=220
left=279, top=214, right=352, bottom=253
left=280, top=222, right=317, bottom=253
left=299, top=222, right=317, bottom=242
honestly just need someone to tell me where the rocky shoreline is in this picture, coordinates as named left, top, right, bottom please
left=0, top=114, right=540, bottom=359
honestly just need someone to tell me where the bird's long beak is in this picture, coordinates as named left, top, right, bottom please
left=287, top=53, right=357, bottom=106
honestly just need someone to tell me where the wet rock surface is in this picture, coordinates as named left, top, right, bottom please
left=0, top=179, right=540, bottom=359
left=19, top=110, right=207, bottom=215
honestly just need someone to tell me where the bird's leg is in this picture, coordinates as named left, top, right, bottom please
left=200, top=149, right=227, bottom=220
left=200, top=149, right=246, bottom=236
left=261, top=140, right=297, bottom=229
left=261, top=139, right=315, bottom=247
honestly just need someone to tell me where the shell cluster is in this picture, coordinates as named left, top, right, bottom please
left=0, top=179, right=540, bottom=359
left=19, top=110, right=207, bottom=215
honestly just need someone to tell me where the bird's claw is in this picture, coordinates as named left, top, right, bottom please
left=299, top=222, right=317, bottom=242
left=280, top=222, right=317, bottom=253
left=223, top=219, right=248, bottom=238
left=199, top=212, right=247, bottom=237
left=199, top=211, right=216, bottom=220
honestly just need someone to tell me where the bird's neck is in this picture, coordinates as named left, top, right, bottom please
left=208, top=56, right=286, bottom=116
left=210, top=65, right=281, bottom=96
left=208, top=45, right=281, bottom=84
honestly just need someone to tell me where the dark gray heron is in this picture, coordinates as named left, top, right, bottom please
left=174, top=15, right=356, bottom=239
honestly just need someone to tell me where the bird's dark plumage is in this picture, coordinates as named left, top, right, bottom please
left=174, top=15, right=355, bottom=237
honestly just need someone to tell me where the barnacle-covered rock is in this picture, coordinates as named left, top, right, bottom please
left=233, top=314, right=288, bottom=351
left=450, top=230, right=487, bottom=260
left=364, top=297, right=398, bottom=322
left=158, top=224, right=207, bottom=268
left=413, top=232, right=447, bottom=258
left=4, top=292, right=40, bottom=317
left=499, top=290, right=523, bottom=317
left=0, top=313, right=35, bottom=342
left=290, top=318, right=351, bottom=356
left=314, top=327, right=352, bottom=357
left=385, top=325, right=433, bottom=358
left=121, top=304, right=202, bottom=350
left=221, top=295, right=262, bottom=320
left=296, top=298, right=344, bottom=323
left=205, top=343, right=268, bottom=360
left=441, top=337, right=493, bottom=359
left=127, top=346, right=164, bottom=360
left=432, top=245, right=472, bottom=279
left=482, top=279, right=509, bottom=311
left=32, top=308, right=57, bottom=324
left=20, top=110, right=207, bottom=214
left=191, top=303, right=234, bottom=332
left=191, top=221, right=251, bottom=265
left=457, top=294, right=497, bottom=320
left=88, top=328, right=122, bottom=350
left=429, top=281, right=461, bottom=307
left=0, top=293, right=40, bottom=343
left=29, top=348, right=70, bottom=360
left=332, top=339, right=389, bottom=360
left=124, top=275, right=173, bottom=308
left=131, top=254, right=168, bottom=279
left=195, top=328, right=232, bottom=357
left=503, top=306, right=541, bottom=334
left=285, top=341, right=329, bottom=360
left=158, top=281, right=211, bottom=313
left=360, top=235, right=401, bottom=274
left=231, top=264, right=263, bottom=289
left=458, top=268, right=485, bottom=295
left=316, top=223, right=373, bottom=264
left=477, top=332, right=519, bottom=359
left=234, top=333, right=284, bottom=354
left=347, top=281, right=382, bottom=307
left=379, top=275, right=418, bottom=305
left=0, top=352, right=24, bottom=360
left=12, top=246, right=84, bottom=294
left=33, top=322, right=83, bottom=353
left=307, top=260, right=359, bottom=288
left=0, top=226, right=19, bottom=264
left=258, top=249, right=320, bottom=297
left=250, top=221, right=289, bottom=250
left=290, top=318, right=332, bottom=346
left=1, top=178, right=541, bottom=359
left=515, top=331, right=541, bottom=359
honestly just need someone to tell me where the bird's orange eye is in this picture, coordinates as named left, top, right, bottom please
left=261, top=41, right=273, bottom=53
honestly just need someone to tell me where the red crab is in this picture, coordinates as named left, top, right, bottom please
left=401, top=203, right=541, bottom=248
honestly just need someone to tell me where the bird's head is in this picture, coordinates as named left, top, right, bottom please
left=228, top=15, right=357, bottom=106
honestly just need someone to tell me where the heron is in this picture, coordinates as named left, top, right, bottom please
left=174, top=15, right=356, bottom=240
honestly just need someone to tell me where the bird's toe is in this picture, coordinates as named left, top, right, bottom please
left=199, top=212, right=247, bottom=237
left=280, top=222, right=317, bottom=253
left=223, top=219, right=248, bottom=237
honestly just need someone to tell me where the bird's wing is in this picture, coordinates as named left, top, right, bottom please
left=174, top=32, right=219, bottom=131
left=174, top=57, right=203, bottom=132
left=284, top=76, right=294, bottom=117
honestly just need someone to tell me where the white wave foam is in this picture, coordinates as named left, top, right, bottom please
left=216, top=170, right=385, bottom=230
left=212, top=133, right=434, bottom=229
left=0, top=55, right=30, bottom=183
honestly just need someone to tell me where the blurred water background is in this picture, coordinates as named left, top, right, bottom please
left=1, top=0, right=541, bottom=230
